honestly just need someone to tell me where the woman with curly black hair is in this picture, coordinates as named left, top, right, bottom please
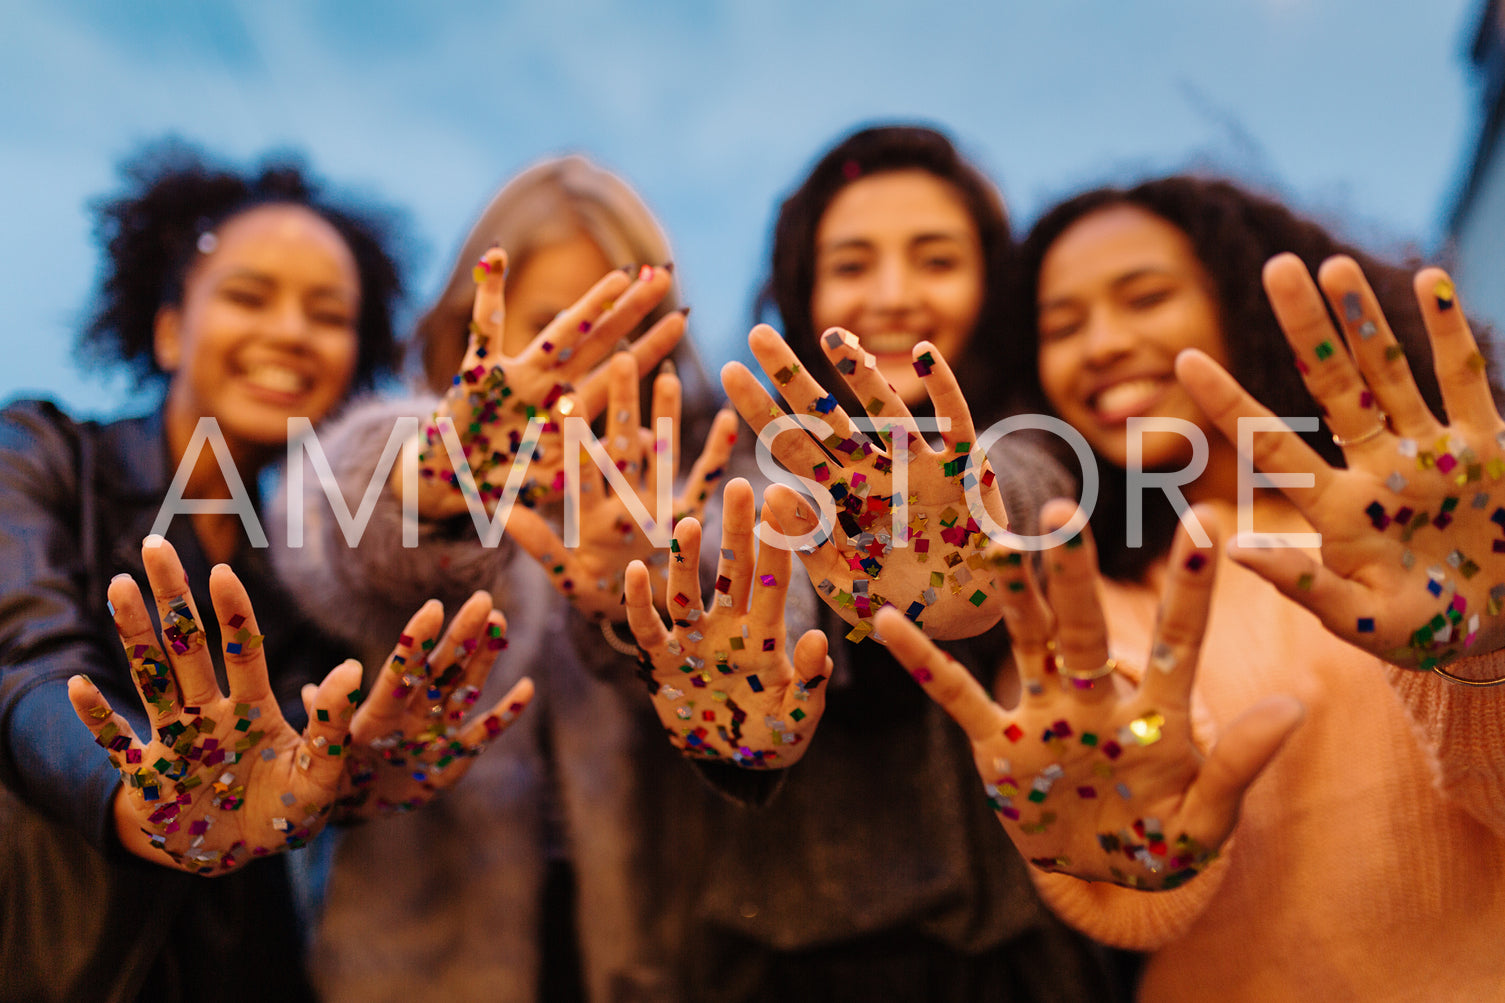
left=881, top=175, right=1505, bottom=998
left=77, top=139, right=403, bottom=397
left=0, top=140, right=529, bottom=1002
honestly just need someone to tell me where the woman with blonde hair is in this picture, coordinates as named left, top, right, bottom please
left=272, top=154, right=732, bottom=1002
left=415, top=155, right=717, bottom=439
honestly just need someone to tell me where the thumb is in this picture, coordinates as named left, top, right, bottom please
left=465, top=248, right=509, bottom=365
left=791, top=628, right=831, bottom=686
left=1181, top=694, right=1304, bottom=845
left=503, top=505, right=568, bottom=564
left=1226, top=539, right=1369, bottom=637
left=293, top=659, right=365, bottom=797
left=785, top=627, right=832, bottom=720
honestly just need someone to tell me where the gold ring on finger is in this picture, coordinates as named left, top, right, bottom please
left=1058, top=657, right=1118, bottom=683
left=1331, top=410, right=1388, bottom=448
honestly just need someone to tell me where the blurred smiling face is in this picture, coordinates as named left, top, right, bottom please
left=810, top=169, right=985, bottom=405
left=155, top=203, right=361, bottom=458
left=1035, top=203, right=1230, bottom=470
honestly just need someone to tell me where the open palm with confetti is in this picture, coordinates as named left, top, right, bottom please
left=721, top=324, right=1012, bottom=642
left=502, top=350, right=739, bottom=621
left=331, top=590, right=532, bottom=817
left=67, top=537, right=369, bottom=874
left=407, top=248, right=685, bottom=520
left=69, top=538, right=533, bottom=871
left=1179, top=254, right=1505, bottom=682
left=878, top=504, right=1304, bottom=889
left=624, top=478, right=832, bottom=767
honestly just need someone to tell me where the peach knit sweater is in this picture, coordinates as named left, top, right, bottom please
left=1031, top=551, right=1505, bottom=1001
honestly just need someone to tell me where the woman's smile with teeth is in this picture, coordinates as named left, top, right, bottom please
left=244, top=363, right=306, bottom=395
left=1091, top=376, right=1166, bottom=419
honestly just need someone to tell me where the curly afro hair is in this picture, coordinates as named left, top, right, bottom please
left=77, top=137, right=406, bottom=392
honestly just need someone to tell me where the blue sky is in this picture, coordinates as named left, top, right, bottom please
left=1, top=0, right=1487, bottom=417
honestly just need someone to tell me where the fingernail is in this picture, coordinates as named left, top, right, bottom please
left=676, top=306, right=692, bottom=319
left=143, top=534, right=166, bottom=549
left=615, top=338, right=632, bottom=354
left=662, top=261, right=675, bottom=274
left=660, top=357, right=678, bottom=378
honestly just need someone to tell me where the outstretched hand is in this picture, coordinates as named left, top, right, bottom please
left=1179, top=254, right=1505, bottom=680
left=70, top=537, right=366, bottom=873
left=410, top=248, right=685, bottom=520
left=624, top=478, right=832, bottom=767
left=878, top=504, right=1303, bottom=889
left=504, top=350, right=739, bottom=620
left=331, top=591, right=533, bottom=817
left=721, top=324, right=1011, bottom=642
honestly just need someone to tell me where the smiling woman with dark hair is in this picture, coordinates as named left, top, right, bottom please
left=624, top=123, right=1120, bottom=1003
left=881, top=175, right=1505, bottom=1000
left=1003, top=176, right=1456, bottom=580
left=0, top=139, right=531, bottom=1003
left=758, top=123, right=1014, bottom=424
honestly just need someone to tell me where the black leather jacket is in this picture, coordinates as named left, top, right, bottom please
left=0, top=399, right=347, bottom=1002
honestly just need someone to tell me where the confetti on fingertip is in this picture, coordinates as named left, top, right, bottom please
left=1434, top=277, right=1456, bottom=310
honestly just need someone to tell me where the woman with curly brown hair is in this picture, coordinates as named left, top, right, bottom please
left=883, top=175, right=1505, bottom=999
